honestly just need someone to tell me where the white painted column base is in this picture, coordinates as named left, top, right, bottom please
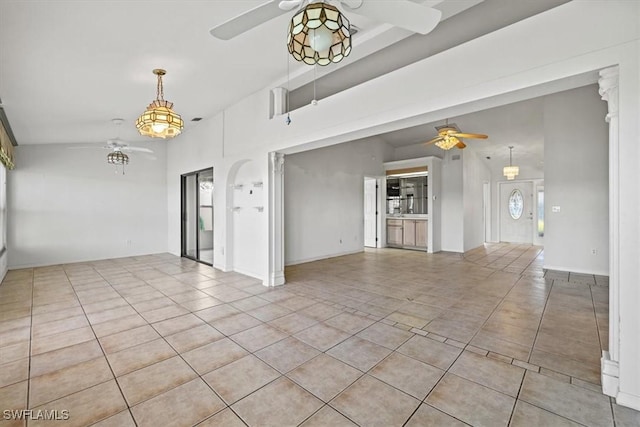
left=601, top=351, right=619, bottom=397
left=264, top=271, right=285, bottom=287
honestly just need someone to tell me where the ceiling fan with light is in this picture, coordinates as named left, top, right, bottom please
left=424, top=122, right=488, bottom=150
left=68, top=119, right=156, bottom=173
left=209, top=0, right=442, bottom=48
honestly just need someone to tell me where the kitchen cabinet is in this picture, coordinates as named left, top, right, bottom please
left=387, top=218, right=428, bottom=250
left=387, top=219, right=403, bottom=246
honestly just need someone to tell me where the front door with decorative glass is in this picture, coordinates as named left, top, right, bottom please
left=499, top=181, right=533, bottom=244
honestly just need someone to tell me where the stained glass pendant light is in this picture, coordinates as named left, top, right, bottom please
left=136, top=69, right=184, bottom=139
left=107, top=150, right=129, bottom=175
left=287, top=3, right=351, bottom=66
left=503, top=146, right=520, bottom=180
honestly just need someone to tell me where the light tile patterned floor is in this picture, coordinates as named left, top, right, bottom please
left=0, top=244, right=638, bottom=426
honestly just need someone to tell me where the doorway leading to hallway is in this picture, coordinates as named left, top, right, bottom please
left=181, top=168, right=214, bottom=265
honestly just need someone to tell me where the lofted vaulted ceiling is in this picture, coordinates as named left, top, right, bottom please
left=0, top=0, right=568, bottom=153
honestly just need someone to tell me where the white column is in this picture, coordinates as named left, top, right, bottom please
left=598, top=65, right=620, bottom=397
left=268, top=152, right=285, bottom=286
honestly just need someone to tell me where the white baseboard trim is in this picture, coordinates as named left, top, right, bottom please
left=285, top=249, right=363, bottom=266
left=231, top=267, right=263, bottom=282
left=544, top=264, right=609, bottom=277
left=617, top=392, right=640, bottom=411
left=264, top=270, right=285, bottom=287
left=601, top=352, right=619, bottom=397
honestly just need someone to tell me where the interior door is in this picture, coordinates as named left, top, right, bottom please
left=364, top=178, right=377, bottom=247
left=500, top=181, right=533, bottom=244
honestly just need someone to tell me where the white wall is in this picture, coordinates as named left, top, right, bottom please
left=284, top=138, right=391, bottom=265
left=439, top=151, right=464, bottom=252
left=8, top=143, right=168, bottom=268
left=165, top=114, right=223, bottom=268
left=232, top=159, right=267, bottom=278
left=463, top=148, right=491, bottom=251
left=544, top=85, right=609, bottom=275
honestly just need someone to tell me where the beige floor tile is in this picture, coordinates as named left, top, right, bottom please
left=529, top=348, right=601, bottom=384
left=106, top=338, right=177, bottom=376
left=131, top=378, right=225, bottom=427
left=131, top=297, right=174, bottom=313
left=293, top=323, right=350, bottom=352
left=0, top=326, right=30, bottom=347
left=0, top=380, right=28, bottom=411
left=29, top=380, right=127, bottom=427
left=31, top=315, right=88, bottom=339
left=32, top=306, right=84, bottom=325
left=300, top=405, right=357, bottom=427
left=0, top=341, right=29, bottom=364
left=151, top=313, right=205, bottom=336
left=86, top=306, right=138, bottom=325
left=209, top=312, right=263, bottom=336
left=277, top=295, right=317, bottom=311
left=397, top=335, right=463, bottom=370
left=356, top=321, right=413, bottom=349
left=612, top=403, right=640, bottom=427
left=30, top=340, right=103, bottom=377
left=229, top=324, right=288, bottom=353
left=449, top=350, right=525, bottom=397
left=91, top=314, right=148, bottom=338
left=232, top=377, right=323, bottom=427
left=29, top=356, right=113, bottom=407
left=510, top=400, right=583, bottom=426
left=229, top=295, right=270, bottom=312
left=255, top=337, right=320, bottom=374
left=99, top=325, right=160, bottom=354
left=287, top=354, right=362, bottom=402
left=369, top=351, right=444, bottom=399
left=268, top=312, right=318, bottom=335
left=426, top=373, right=515, bottom=427
left=203, top=354, right=280, bottom=404
left=182, top=338, right=249, bottom=375
left=197, top=408, right=246, bottom=427
left=165, top=324, right=224, bottom=353
left=245, top=303, right=292, bottom=322
left=117, top=356, right=198, bottom=405
left=31, top=326, right=95, bottom=355
left=519, top=371, right=613, bottom=427
left=331, top=375, right=420, bottom=426
left=324, top=312, right=375, bottom=335
left=91, top=410, right=136, bottom=427
left=195, top=304, right=242, bottom=323
left=470, top=331, right=531, bottom=361
left=140, top=304, right=190, bottom=323
left=405, top=403, right=468, bottom=427
left=297, top=302, right=343, bottom=321
left=179, top=296, right=223, bottom=312
left=327, top=336, right=392, bottom=372
left=82, top=297, right=129, bottom=314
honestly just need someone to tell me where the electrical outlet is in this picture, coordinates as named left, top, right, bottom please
left=591, top=248, right=597, bottom=255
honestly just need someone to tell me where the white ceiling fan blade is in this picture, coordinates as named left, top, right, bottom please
left=341, top=0, right=442, bottom=35
left=210, top=1, right=288, bottom=40
left=122, top=146, right=154, bottom=154
left=278, top=0, right=303, bottom=11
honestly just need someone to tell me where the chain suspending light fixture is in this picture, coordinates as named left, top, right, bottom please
left=287, top=3, right=351, bottom=66
left=136, top=69, right=184, bottom=139
left=503, top=146, right=519, bottom=180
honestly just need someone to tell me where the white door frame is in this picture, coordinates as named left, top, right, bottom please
left=497, top=179, right=537, bottom=244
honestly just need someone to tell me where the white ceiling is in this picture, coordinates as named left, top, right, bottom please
left=0, top=0, right=482, bottom=147
left=0, top=0, right=572, bottom=179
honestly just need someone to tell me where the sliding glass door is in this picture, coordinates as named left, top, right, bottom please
left=181, top=168, right=213, bottom=265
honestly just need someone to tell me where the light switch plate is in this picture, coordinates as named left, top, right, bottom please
left=552, top=206, right=561, bottom=213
